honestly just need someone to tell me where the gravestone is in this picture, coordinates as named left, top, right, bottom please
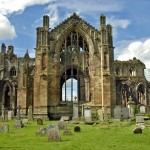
left=47, top=124, right=57, bottom=131
left=135, top=114, right=144, bottom=123
left=84, top=106, right=92, bottom=122
left=22, top=118, right=28, bottom=124
left=58, top=121, right=67, bottom=130
left=127, top=97, right=135, bottom=118
left=63, top=130, right=72, bottom=136
left=136, top=114, right=145, bottom=129
left=47, top=125, right=61, bottom=142
left=8, top=111, right=12, bottom=120
left=122, top=107, right=129, bottom=119
left=60, top=116, right=69, bottom=121
left=72, top=96, right=79, bottom=120
left=97, top=109, right=103, bottom=121
left=0, top=124, right=9, bottom=133
left=28, top=106, right=33, bottom=121
left=103, top=107, right=108, bottom=122
left=140, top=105, right=146, bottom=114
left=14, top=105, right=23, bottom=128
left=37, top=118, right=43, bottom=125
left=36, top=127, right=47, bottom=135
left=114, top=106, right=121, bottom=119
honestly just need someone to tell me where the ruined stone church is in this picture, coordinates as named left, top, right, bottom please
left=0, top=13, right=150, bottom=119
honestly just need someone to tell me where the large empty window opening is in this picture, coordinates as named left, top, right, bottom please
left=62, top=78, right=78, bottom=101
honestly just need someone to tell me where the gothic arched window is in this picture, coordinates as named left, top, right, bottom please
left=10, top=67, right=16, bottom=77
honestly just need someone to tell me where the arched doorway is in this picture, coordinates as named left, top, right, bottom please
left=137, top=84, right=145, bottom=104
left=2, top=83, right=12, bottom=110
left=121, top=84, right=129, bottom=106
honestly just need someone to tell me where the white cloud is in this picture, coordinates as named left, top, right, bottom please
left=0, top=0, right=52, bottom=40
left=55, top=0, right=123, bottom=14
left=117, top=38, right=150, bottom=81
left=0, top=14, right=16, bottom=40
left=44, top=0, right=123, bottom=28
left=107, top=16, right=131, bottom=38
left=0, top=0, right=52, bottom=15
left=46, top=2, right=58, bottom=28
left=107, top=16, right=130, bottom=29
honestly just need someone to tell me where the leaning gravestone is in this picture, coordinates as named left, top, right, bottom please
left=122, top=107, right=129, bottom=119
left=47, top=125, right=61, bottom=142
left=114, top=106, right=121, bottom=119
left=37, top=118, right=43, bottom=125
left=0, top=124, right=9, bottom=133
left=58, top=121, right=67, bottom=130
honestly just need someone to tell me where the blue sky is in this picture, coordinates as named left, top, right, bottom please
left=0, top=0, right=150, bottom=80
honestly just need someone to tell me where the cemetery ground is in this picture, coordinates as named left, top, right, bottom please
left=1, top=119, right=150, bottom=150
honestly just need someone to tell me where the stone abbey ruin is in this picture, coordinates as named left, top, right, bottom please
left=0, top=13, right=150, bottom=119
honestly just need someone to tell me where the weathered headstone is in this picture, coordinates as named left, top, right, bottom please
left=135, top=114, right=144, bottom=123
left=36, top=127, right=47, bottom=135
left=60, top=116, right=69, bottom=121
left=84, top=106, right=92, bottom=122
left=114, top=106, right=121, bottom=119
left=0, top=124, right=9, bottom=133
left=47, top=124, right=57, bottom=131
left=136, top=114, right=145, bottom=129
left=127, top=97, right=135, bottom=118
left=58, top=121, right=67, bottom=130
left=28, top=106, right=33, bottom=121
left=72, top=97, right=79, bottom=120
left=63, top=130, right=72, bottom=135
left=37, top=118, right=43, bottom=125
left=103, top=107, right=108, bottom=122
left=140, top=105, right=146, bottom=114
left=8, top=111, right=12, bottom=120
left=47, top=125, right=61, bottom=142
left=122, top=107, right=129, bottom=119
left=14, top=105, right=23, bottom=128
left=22, top=118, right=28, bottom=124
left=97, top=109, right=103, bottom=121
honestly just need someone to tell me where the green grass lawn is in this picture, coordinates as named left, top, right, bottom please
left=0, top=120, right=150, bottom=150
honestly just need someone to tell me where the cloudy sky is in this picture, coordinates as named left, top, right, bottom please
left=0, top=0, right=150, bottom=80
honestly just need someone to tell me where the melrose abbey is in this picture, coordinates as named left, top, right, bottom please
left=0, top=13, right=150, bottom=119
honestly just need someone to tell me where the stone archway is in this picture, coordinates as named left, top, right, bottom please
left=57, top=28, right=92, bottom=105
left=2, top=82, right=12, bottom=110
left=136, top=83, right=145, bottom=105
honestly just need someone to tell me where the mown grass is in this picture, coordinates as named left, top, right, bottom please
left=0, top=120, right=150, bottom=150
